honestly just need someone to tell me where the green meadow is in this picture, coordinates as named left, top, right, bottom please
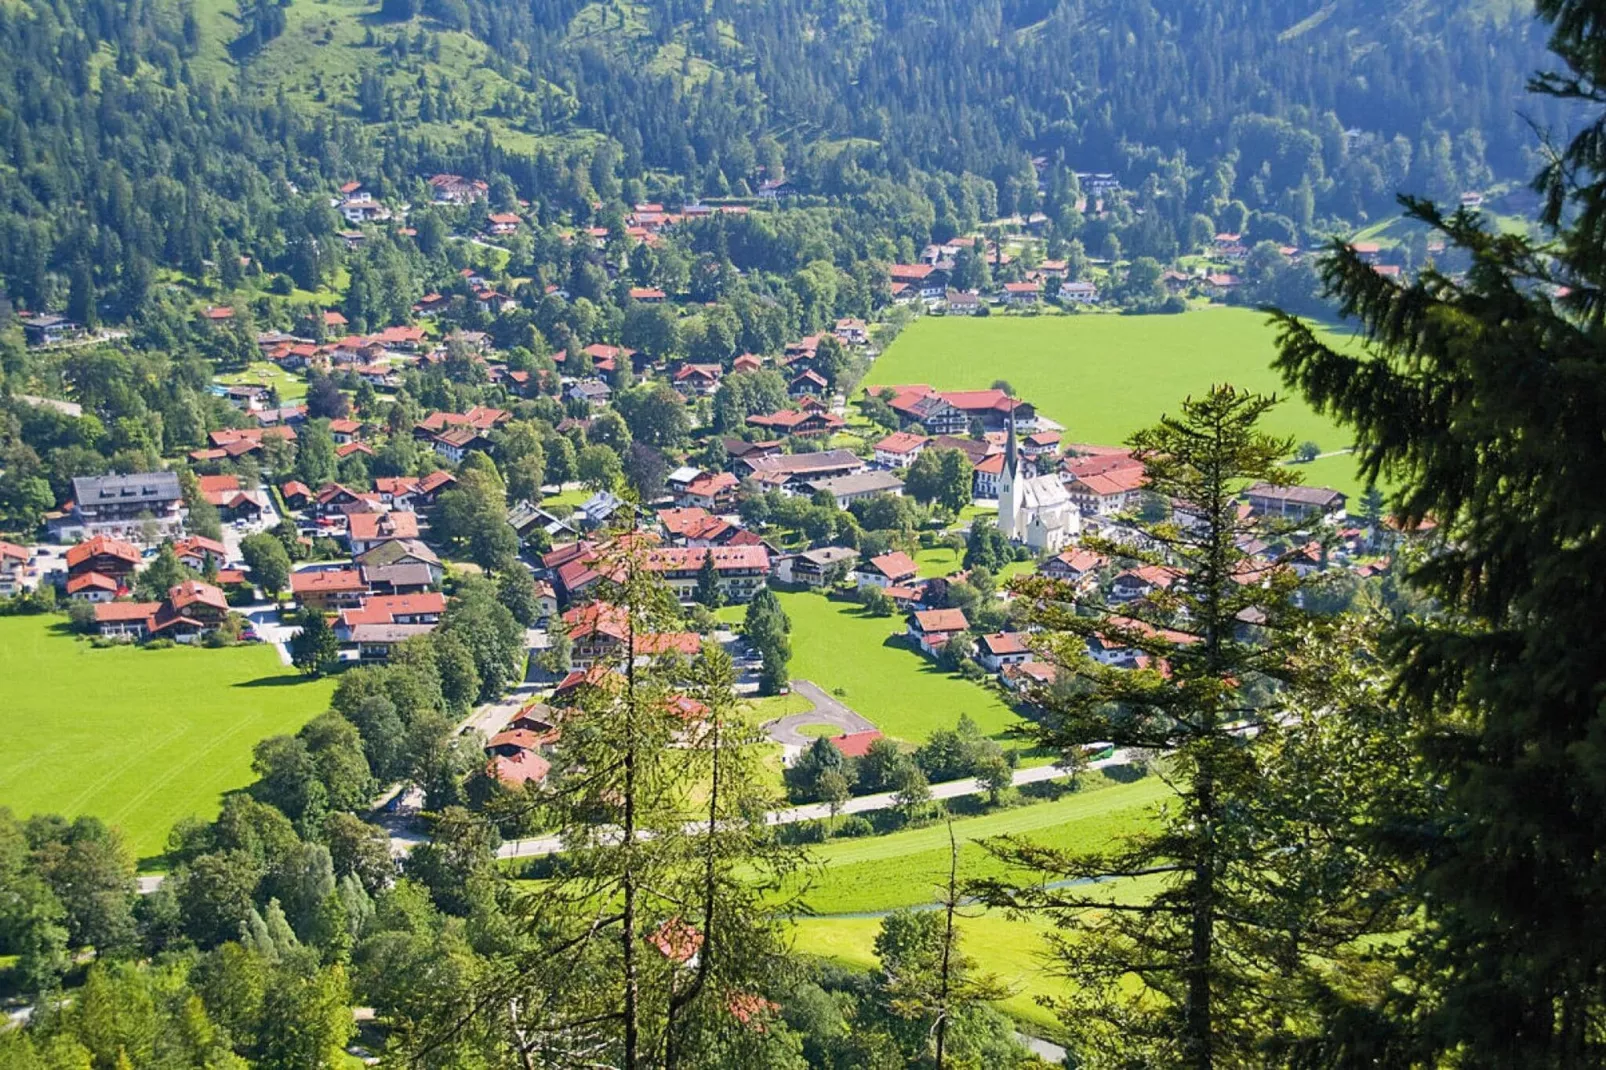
left=0, top=616, right=335, bottom=862
left=865, top=307, right=1370, bottom=497
left=769, top=591, right=1024, bottom=744
left=786, top=772, right=1168, bottom=1036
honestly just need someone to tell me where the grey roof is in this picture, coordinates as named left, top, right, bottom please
left=798, top=546, right=859, bottom=567
left=806, top=471, right=905, bottom=498
left=1245, top=483, right=1346, bottom=507
left=508, top=500, right=577, bottom=537
left=361, top=562, right=438, bottom=590
left=72, top=471, right=182, bottom=506
left=356, top=538, right=441, bottom=568
left=743, top=449, right=866, bottom=478
left=580, top=490, right=629, bottom=524
left=348, top=623, right=439, bottom=644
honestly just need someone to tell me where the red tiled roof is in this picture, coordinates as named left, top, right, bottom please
left=196, top=474, right=241, bottom=498
left=168, top=580, right=228, bottom=613
left=657, top=507, right=712, bottom=537
left=347, top=511, right=420, bottom=542
left=65, top=536, right=142, bottom=571
left=1074, top=469, right=1147, bottom=497
left=866, top=552, right=918, bottom=580
left=94, top=601, right=161, bottom=623
left=0, top=541, right=28, bottom=562
left=67, top=572, right=118, bottom=594
left=489, top=751, right=551, bottom=787
left=828, top=730, right=884, bottom=758
left=912, top=608, right=968, bottom=633
left=172, top=535, right=226, bottom=559
left=290, top=568, right=365, bottom=594
left=339, top=592, right=446, bottom=626
left=643, top=545, right=770, bottom=573
left=684, top=472, right=738, bottom=498
left=980, top=631, right=1029, bottom=657
left=874, top=432, right=928, bottom=454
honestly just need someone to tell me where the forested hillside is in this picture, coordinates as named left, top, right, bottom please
left=0, top=0, right=1560, bottom=319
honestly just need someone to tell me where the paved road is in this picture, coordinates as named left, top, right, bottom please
left=135, top=751, right=1127, bottom=887
left=494, top=752, right=1129, bottom=860
left=763, top=679, right=877, bottom=747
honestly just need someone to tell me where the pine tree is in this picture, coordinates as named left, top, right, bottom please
left=1264, top=2, right=1606, bottom=1059
left=693, top=549, right=723, bottom=609
left=289, top=609, right=339, bottom=677
left=416, top=539, right=800, bottom=1067
left=973, top=386, right=1393, bottom=1067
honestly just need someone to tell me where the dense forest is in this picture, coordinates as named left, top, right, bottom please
left=0, top=0, right=1566, bottom=321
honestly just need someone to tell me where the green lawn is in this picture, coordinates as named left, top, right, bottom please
left=788, top=773, right=1166, bottom=915
left=217, top=361, right=308, bottom=402
left=0, top=616, right=335, bottom=862
left=789, top=913, right=1067, bottom=1034
left=541, top=486, right=592, bottom=511
left=773, top=591, right=1023, bottom=744
left=865, top=308, right=1371, bottom=497
left=785, top=772, right=1169, bottom=1037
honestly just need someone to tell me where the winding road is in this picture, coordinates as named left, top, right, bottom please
left=762, top=679, right=877, bottom=748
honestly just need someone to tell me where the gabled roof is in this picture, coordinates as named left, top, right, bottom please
left=865, top=552, right=918, bottom=580
left=65, top=535, right=142, bottom=570
left=979, top=631, right=1030, bottom=657
left=874, top=431, right=928, bottom=455
left=347, top=511, right=421, bottom=542
left=168, top=580, right=228, bottom=613
left=290, top=568, right=366, bottom=594
left=911, top=608, right=968, bottom=633
left=66, top=572, right=118, bottom=594
left=828, top=730, right=884, bottom=759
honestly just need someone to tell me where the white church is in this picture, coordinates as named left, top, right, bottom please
left=997, top=416, right=1080, bottom=552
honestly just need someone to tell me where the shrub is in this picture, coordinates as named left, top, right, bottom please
left=778, top=819, right=828, bottom=845
left=831, top=815, right=875, bottom=839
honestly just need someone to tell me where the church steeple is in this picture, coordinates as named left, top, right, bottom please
left=1005, top=402, right=1019, bottom=478
left=999, top=401, right=1020, bottom=541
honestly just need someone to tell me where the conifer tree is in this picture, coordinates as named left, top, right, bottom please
left=974, top=386, right=1400, bottom=1067
left=1265, top=2, right=1606, bottom=1060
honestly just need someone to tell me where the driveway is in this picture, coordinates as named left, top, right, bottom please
left=241, top=602, right=295, bottom=665
left=763, top=679, right=877, bottom=748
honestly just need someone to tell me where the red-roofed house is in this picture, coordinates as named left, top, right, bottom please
left=643, top=545, right=771, bottom=604
left=488, top=750, right=550, bottom=788
left=978, top=632, right=1032, bottom=671
left=290, top=567, right=368, bottom=610
left=347, top=511, right=421, bottom=553
left=828, top=730, right=884, bottom=759
left=65, top=571, right=119, bottom=602
left=486, top=212, right=522, bottom=235
left=1041, top=548, right=1107, bottom=588
left=657, top=507, right=713, bottom=542
left=1066, top=465, right=1147, bottom=516
left=908, top=608, right=968, bottom=655
left=873, top=431, right=928, bottom=468
left=855, top=551, right=918, bottom=589
left=746, top=408, right=845, bottom=437
left=0, top=541, right=30, bottom=597
left=65, top=536, right=142, bottom=582
left=171, top=536, right=227, bottom=572
left=677, top=472, right=739, bottom=511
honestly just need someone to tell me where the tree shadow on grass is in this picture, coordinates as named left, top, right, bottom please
left=233, top=674, right=314, bottom=688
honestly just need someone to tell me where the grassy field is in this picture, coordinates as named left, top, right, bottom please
left=785, top=772, right=1168, bottom=1036
left=217, top=361, right=309, bottom=402
left=865, top=308, right=1372, bottom=497
left=768, top=591, right=1024, bottom=744
left=788, top=773, right=1166, bottom=914
left=789, top=913, right=1068, bottom=1033
left=0, top=617, right=335, bottom=862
